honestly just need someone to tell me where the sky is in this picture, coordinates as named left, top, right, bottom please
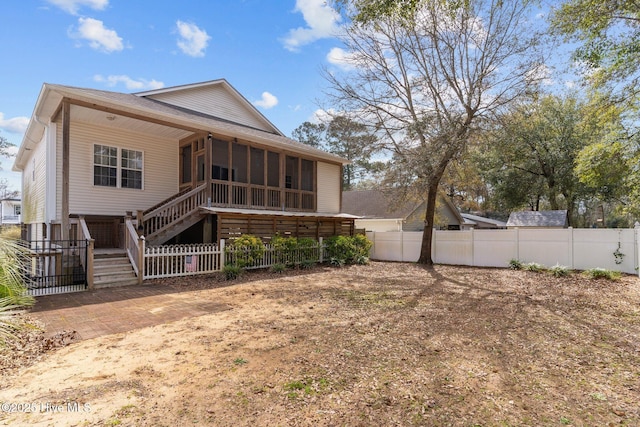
left=0, top=0, right=574, bottom=194
left=0, top=0, right=356, bottom=192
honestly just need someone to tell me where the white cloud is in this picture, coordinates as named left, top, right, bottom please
left=282, top=0, right=341, bottom=52
left=94, top=75, right=165, bottom=91
left=253, top=92, right=279, bottom=109
left=46, top=0, right=108, bottom=15
left=0, top=113, right=29, bottom=134
left=176, top=21, right=211, bottom=57
left=326, top=47, right=357, bottom=70
left=71, top=17, right=124, bottom=53
left=310, top=108, right=335, bottom=124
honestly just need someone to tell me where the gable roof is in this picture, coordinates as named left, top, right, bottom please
left=506, top=210, right=568, bottom=227
left=135, top=79, right=283, bottom=136
left=14, top=81, right=347, bottom=171
left=342, top=190, right=422, bottom=219
left=342, top=189, right=465, bottom=225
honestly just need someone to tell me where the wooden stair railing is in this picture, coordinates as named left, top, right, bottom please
left=142, top=184, right=208, bottom=244
left=143, top=186, right=195, bottom=216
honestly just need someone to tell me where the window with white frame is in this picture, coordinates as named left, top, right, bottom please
left=121, top=149, right=143, bottom=189
left=93, top=144, right=143, bottom=189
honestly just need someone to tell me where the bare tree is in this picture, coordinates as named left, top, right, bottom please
left=324, top=0, right=545, bottom=265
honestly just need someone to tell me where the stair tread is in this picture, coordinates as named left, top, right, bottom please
left=94, top=275, right=137, bottom=284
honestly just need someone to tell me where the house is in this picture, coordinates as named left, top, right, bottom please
left=506, top=210, right=569, bottom=229
left=13, top=79, right=356, bottom=248
left=0, top=198, right=21, bottom=225
left=460, top=213, right=507, bottom=229
left=342, top=189, right=469, bottom=232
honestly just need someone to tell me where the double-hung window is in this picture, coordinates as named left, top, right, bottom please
left=94, top=144, right=143, bottom=189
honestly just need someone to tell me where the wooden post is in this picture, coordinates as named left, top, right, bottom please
left=136, top=210, right=144, bottom=231
left=87, top=238, right=95, bottom=290
left=138, top=236, right=145, bottom=285
left=205, top=133, right=212, bottom=203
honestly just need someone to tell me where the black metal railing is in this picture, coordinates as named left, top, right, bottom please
left=18, top=239, right=88, bottom=296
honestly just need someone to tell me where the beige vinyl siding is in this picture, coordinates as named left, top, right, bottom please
left=67, top=121, right=178, bottom=216
left=316, top=162, right=341, bottom=213
left=21, top=131, right=47, bottom=224
left=145, top=85, right=275, bottom=133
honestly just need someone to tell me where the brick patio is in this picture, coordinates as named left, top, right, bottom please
left=29, top=284, right=230, bottom=340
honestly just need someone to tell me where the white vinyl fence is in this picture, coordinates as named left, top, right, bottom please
left=366, top=228, right=640, bottom=276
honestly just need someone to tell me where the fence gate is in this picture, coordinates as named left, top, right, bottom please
left=21, top=239, right=89, bottom=296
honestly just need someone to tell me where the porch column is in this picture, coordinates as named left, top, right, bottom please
left=205, top=133, right=212, bottom=203
left=61, top=100, right=70, bottom=241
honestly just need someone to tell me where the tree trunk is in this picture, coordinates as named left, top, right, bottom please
left=418, top=179, right=441, bottom=266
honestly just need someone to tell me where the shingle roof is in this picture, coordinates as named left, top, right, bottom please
left=341, top=190, right=423, bottom=219
left=506, top=210, right=568, bottom=227
left=460, top=213, right=507, bottom=227
left=16, top=83, right=347, bottom=169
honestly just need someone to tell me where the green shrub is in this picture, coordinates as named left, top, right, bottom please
left=325, top=235, right=354, bottom=265
left=297, top=237, right=320, bottom=264
left=271, top=263, right=287, bottom=273
left=222, top=263, right=243, bottom=280
left=226, top=234, right=265, bottom=268
left=582, top=268, right=621, bottom=281
left=508, top=259, right=522, bottom=270
left=324, top=235, right=372, bottom=266
left=354, top=254, right=370, bottom=265
left=0, top=238, right=35, bottom=346
left=549, top=264, right=571, bottom=277
left=523, top=262, right=545, bottom=273
left=352, top=234, right=373, bottom=258
left=300, top=259, right=315, bottom=270
left=271, top=235, right=320, bottom=267
left=329, top=257, right=346, bottom=268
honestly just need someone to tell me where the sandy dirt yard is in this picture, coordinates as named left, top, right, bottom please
left=1, top=262, right=639, bottom=426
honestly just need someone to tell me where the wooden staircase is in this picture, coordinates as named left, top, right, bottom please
left=93, top=249, right=138, bottom=289
left=142, top=184, right=208, bottom=246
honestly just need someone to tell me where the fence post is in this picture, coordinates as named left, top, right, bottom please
left=319, top=236, right=323, bottom=263
left=220, top=239, right=226, bottom=269
left=635, top=223, right=640, bottom=278
left=470, top=227, right=475, bottom=267
left=138, top=236, right=145, bottom=285
left=568, top=227, right=574, bottom=270
left=87, top=238, right=95, bottom=291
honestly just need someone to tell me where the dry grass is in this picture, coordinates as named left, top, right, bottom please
left=1, top=262, right=639, bottom=426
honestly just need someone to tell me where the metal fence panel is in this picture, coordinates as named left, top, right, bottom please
left=19, top=239, right=88, bottom=296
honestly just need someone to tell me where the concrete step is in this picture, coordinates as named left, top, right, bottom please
left=94, top=259, right=133, bottom=270
left=92, top=254, right=138, bottom=288
left=94, top=276, right=139, bottom=289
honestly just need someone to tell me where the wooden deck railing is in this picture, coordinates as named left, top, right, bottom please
left=209, top=180, right=315, bottom=211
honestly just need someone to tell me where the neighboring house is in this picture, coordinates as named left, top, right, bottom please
left=0, top=198, right=21, bottom=225
left=13, top=79, right=355, bottom=248
left=342, top=189, right=468, bottom=232
left=506, top=210, right=569, bottom=229
left=460, top=213, right=507, bottom=229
